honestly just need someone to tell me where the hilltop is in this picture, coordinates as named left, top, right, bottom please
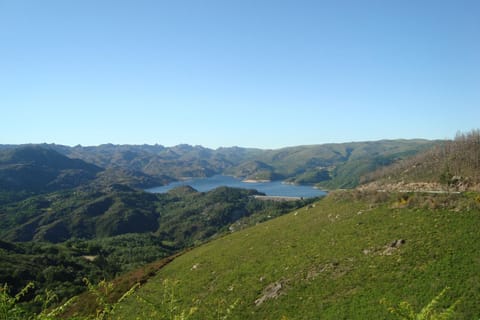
left=0, top=146, right=101, bottom=202
left=360, top=130, right=480, bottom=192
left=0, top=146, right=167, bottom=204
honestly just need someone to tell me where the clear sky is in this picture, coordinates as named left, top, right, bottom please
left=1, top=0, right=479, bottom=149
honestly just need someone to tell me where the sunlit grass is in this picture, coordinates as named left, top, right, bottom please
left=114, top=192, right=480, bottom=319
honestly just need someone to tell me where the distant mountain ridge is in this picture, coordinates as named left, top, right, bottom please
left=0, top=139, right=439, bottom=209
left=0, top=139, right=441, bottom=243
left=3, top=139, right=437, bottom=189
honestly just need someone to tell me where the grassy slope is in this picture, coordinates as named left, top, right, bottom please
left=114, top=192, right=480, bottom=319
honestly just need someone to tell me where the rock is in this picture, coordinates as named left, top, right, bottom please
left=254, top=280, right=286, bottom=306
left=381, top=239, right=406, bottom=255
left=390, top=239, right=406, bottom=248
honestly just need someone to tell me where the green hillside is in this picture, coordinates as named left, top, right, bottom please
left=1, top=140, right=436, bottom=192
left=0, top=146, right=102, bottom=203
left=112, top=191, right=480, bottom=319
left=43, top=139, right=436, bottom=189
left=0, top=186, right=314, bottom=308
left=362, top=130, right=480, bottom=192
left=0, top=186, right=312, bottom=244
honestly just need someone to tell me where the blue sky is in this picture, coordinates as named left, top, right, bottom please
left=1, top=0, right=479, bottom=149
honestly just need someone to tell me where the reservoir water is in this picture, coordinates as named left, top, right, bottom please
left=146, top=175, right=326, bottom=198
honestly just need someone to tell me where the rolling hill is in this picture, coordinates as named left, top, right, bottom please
left=111, top=191, right=480, bottom=319
left=0, top=185, right=314, bottom=244
left=0, top=146, right=102, bottom=192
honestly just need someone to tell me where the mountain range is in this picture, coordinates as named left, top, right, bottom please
left=1, top=138, right=437, bottom=191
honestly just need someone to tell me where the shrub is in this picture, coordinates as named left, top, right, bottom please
left=381, top=287, right=460, bottom=320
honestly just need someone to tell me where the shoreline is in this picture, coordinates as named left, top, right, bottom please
left=242, top=179, right=271, bottom=183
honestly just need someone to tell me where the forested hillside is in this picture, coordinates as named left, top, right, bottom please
left=0, top=146, right=102, bottom=203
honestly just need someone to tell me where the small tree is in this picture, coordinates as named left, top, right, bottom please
left=0, top=282, right=33, bottom=320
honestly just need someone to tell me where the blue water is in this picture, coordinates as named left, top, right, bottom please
left=146, top=175, right=326, bottom=198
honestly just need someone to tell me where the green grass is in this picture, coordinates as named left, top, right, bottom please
left=113, top=192, right=480, bottom=319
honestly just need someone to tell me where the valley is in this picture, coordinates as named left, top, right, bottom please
left=1, top=138, right=435, bottom=190
left=0, top=133, right=479, bottom=319
left=146, top=174, right=326, bottom=198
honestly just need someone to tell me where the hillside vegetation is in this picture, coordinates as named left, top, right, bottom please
left=0, top=185, right=314, bottom=245
left=2, top=136, right=477, bottom=319
left=361, top=130, right=480, bottom=192
left=113, top=191, right=480, bottom=319
left=42, top=139, right=435, bottom=189
left=0, top=163, right=315, bottom=308
left=0, top=146, right=102, bottom=204
left=1, top=140, right=436, bottom=191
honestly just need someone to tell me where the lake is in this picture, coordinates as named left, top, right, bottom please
left=146, top=175, right=326, bottom=198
